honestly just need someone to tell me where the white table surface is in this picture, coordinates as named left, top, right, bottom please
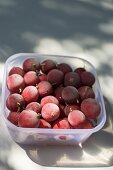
left=0, top=1, right=113, bottom=170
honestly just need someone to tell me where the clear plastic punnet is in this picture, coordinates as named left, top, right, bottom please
left=1, top=53, right=106, bottom=146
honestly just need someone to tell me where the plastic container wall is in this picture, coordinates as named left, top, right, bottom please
left=1, top=53, right=106, bottom=146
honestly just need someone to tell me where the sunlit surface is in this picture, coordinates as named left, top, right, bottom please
left=0, top=0, right=113, bottom=170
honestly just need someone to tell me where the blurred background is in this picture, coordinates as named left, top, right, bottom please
left=0, top=0, right=113, bottom=170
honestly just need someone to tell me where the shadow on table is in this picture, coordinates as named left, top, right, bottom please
left=20, top=96, right=113, bottom=167
left=0, top=0, right=113, bottom=68
left=0, top=122, right=16, bottom=170
left=0, top=0, right=113, bottom=168
left=0, top=159, right=15, bottom=170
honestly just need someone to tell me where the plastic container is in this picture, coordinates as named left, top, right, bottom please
left=1, top=53, right=106, bottom=146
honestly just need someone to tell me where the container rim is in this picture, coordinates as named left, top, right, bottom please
left=5, top=53, right=98, bottom=74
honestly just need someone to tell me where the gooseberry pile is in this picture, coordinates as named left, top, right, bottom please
left=6, top=58, right=101, bottom=129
